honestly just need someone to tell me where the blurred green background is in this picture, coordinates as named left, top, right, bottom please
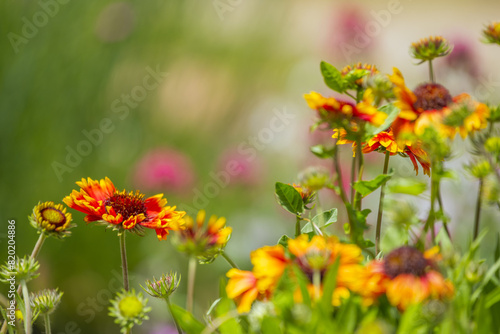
left=1, top=0, right=500, bottom=332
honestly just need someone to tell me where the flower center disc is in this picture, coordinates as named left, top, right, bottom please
left=413, top=83, right=452, bottom=111
left=383, top=246, right=429, bottom=278
left=119, top=296, right=142, bottom=317
left=105, top=191, right=147, bottom=220
left=41, top=208, right=66, bottom=226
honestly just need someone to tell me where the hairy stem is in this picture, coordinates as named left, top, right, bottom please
left=350, top=155, right=356, bottom=202
left=428, top=60, right=435, bottom=83
left=375, top=151, right=390, bottom=254
left=473, top=178, right=484, bottom=239
left=295, top=216, right=301, bottom=237
left=354, top=138, right=364, bottom=211
left=44, top=314, right=52, bottom=334
left=221, top=252, right=239, bottom=269
left=436, top=185, right=452, bottom=239
left=186, top=256, right=197, bottom=313
left=119, top=232, right=129, bottom=291
left=21, top=280, right=31, bottom=334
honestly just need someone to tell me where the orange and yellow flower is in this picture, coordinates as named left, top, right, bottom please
left=30, top=201, right=74, bottom=238
left=361, top=246, right=454, bottom=311
left=304, top=89, right=387, bottom=127
left=482, top=21, right=500, bottom=45
left=389, top=68, right=488, bottom=140
left=226, top=269, right=262, bottom=313
left=174, top=210, right=232, bottom=263
left=63, top=177, right=185, bottom=240
left=333, top=127, right=431, bottom=176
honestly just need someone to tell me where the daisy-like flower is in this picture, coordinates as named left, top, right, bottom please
left=174, top=210, right=231, bottom=264
left=443, top=94, right=490, bottom=139
left=63, top=177, right=185, bottom=240
left=361, top=246, right=454, bottom=311
left=108, top=289, right=151, bottom=334
left=288, top=235, right=364, bottom=306
left=29, top=201, right=74, bottom=238
left=389, top=68, right=488, bottom=140
left=0, top=256, right=39, bottom=283
left=334, top=128, right=431, bottom=176
left=226, top=269, right=265, bottom=313
left=226, top=245, right=288, bottom=313
left=291, top=183, right=315, bottom=206
left=304, top=89, right=387, bottom=127
left=482, top=22, right=500, bottom=45
left=410, top=36, right=453, bottom=63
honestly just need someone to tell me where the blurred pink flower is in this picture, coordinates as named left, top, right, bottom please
left=443, top=37, right=480, bottom=79
left=216, top=148, right=262, bottom=186
left=150, top=324, right=178, bottom=334
left=132, top=148, right=196, bottom=193
left=329, top=5, right=374, bottom=55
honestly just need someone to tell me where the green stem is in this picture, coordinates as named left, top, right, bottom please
left=354, top=137, right=364, bottom=211
left=221, top=252, right=239, bottom=269
left=428, top=60, right=435, bottom=83
left=350, top=155, right=356, bottom=202
left=426, top=162, right=438, bottom=242
left=333, top=148, right=354, bottom=241
left=166, top=298, right=182, bottom=334
left=473, top=178, right=484, bottom=239
left=436, top=185, right=452, bottom=240
left=295, top=216, right=301, bottom=237
left=21, top=280, right=31, bottom=334
left=312, top=270, right=321, bottom=301
left=375, top=151, right=390, bottom=254
left=186, top=256, right=197, bottom=313
left=119, top=232, right=129, bottom=291
left=44, top=314, right=52, bottom=334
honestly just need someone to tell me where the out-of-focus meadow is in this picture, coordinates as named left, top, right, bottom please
left=1, top=0, right=500, bottom=332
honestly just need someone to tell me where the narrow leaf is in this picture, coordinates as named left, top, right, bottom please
left=302, top=209, right=338, bottom=233
left=170, top=304, right=205, bottom=334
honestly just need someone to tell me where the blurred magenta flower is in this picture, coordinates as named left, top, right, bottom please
left=443, top=37, right=480, bottom=79
left=216, top=148, right=262, bottom=186
left=132, top=148, right=196, bottom=194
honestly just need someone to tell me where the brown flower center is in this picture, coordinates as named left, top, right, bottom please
left=41, top=208, right=66, bottom=226
left=383, top=246, right=429, bottom=278
left=105, top=191, right=147, bottom=220
left=413, top=83, right=452, bottom=111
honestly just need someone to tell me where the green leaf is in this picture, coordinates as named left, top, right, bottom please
left=207, top=298, right=221, bottom=317
left=396, top=304, right=427, bottom=334
left=216, top=298, right=243, bottom=334
left=261, top=317, right=281, bottom=334
left=365, top=103, right=400, bottom=138
left=302, top=209, right=338, bottom=233
left=310, top=145, right=336, bottom=159
left=170, top=304, right=205, bottom=334
left=472, top=256, right=500, bottom=302
left=292, top=265, right=311, bottom=307
left=319, top=257, right=339, bottom=313
left=277, top=234, right=290, bottom=248
left=353, top=171, right=393, bottom=198
left=387, top=178, right=427, bottom=195
left=486, top=286, right=500, bottom=308
left=275, top=182, right=304, bottom=216
left=495, top=233, right=500, bottom=280
left=320, top=61, right=346, bottom=93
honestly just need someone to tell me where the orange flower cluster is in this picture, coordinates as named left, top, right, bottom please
left=226, top=235, right=364, bottom=312
left=360, top=246, right=454, bottom=310
left=64, top=177, right=185, bottom=240
left=227, top=237, right=453, bottom=313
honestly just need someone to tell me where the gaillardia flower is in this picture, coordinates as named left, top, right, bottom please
left=288, top=235, right=364, bottom=306
left=410, top=36, right=453, bottom=63
left=334, top=128, right=431, bottom=176
left=108, top=289, right=151, bottom=334
left=304, top=89, right=387, bottom=127
left=482, top=21, right=500, bottom=45
left=174, top=210, right=232, bottom=263
left=30, top=289, right=63, bottom=315
left=63, top=177, right=185, bottom=240
left=30, top=201, right=74, bottom=238
left=389, top=68, right=488, bottom=140
left=340, top=63, right=379, bottom=88
left=362, top=246, right=454, bottom=311
left=141, top=272, right=180, bottom=299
